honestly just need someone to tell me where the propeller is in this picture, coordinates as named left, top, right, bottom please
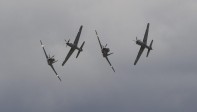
left=65, top=39, right=70, bottom=47
left=105, top=44, right=107, bottom=48
left=64, top=39, right=67, bottom=47
left=48, top=54, right=55, bottom=58
left=133, top=37, right=138, bottom=43
left=65, top=39, right=70, bottom=43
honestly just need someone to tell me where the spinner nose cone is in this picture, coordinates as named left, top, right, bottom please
left=136, top=40, right=139, bottom=44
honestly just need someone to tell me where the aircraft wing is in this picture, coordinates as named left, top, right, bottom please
left=62, top=48, right=75, bottom=66
left=105, top=57, right=115, bottom=72
left=40, top=40, right=48, bottom=59
left=50, top=65, right=61, bottom=81
left=74, top=25, right=83, bottom=45
left=134, top=46, right=145, bottom=65
left=143, top=23, right=149, bottom=44
left=95, top=30, right=103, bottom=50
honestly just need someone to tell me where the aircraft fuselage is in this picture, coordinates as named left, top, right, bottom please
left=67, top=43, right=82, bottom=51
left=136, top=40, right=151, bottom=50
left=102, top=48, right=110, bottom=57
left=47, top=58, right=55, bottom=65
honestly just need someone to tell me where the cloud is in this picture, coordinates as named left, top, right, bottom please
left=0, top=0, right=197, bottom=112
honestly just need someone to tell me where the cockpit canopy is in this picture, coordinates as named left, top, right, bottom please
left=48, top=58, right=55, bottom=64
left=136, top=40, right=142, bottom=44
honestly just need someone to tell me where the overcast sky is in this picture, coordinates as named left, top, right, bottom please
left=0, top=0, right=197, bottom=112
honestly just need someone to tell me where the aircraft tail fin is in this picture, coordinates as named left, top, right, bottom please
left=147, top=40, right=153, bottom=57
left=76, top=41, right=85, bottom=58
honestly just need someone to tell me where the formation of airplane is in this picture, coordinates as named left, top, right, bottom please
left=40, top=40, right=61, bottom=81
left=40, top=23, right=154, bottom=81
left=95, top=30, right=115, bottom=72
left=134, top=23, right=153, bottom=65
left=62, top=25, right=85, bottom=66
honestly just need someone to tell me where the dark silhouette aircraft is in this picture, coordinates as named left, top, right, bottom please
left=40, top=40, right=61, bottom=81
left=95, top=30, right=115, bottom=72
left=134, top=23, right=153, bottom=65
left=62, top=25, right=85, bottom=66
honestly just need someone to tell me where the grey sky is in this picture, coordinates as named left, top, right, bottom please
left=0, top=0, right=197, bottom=112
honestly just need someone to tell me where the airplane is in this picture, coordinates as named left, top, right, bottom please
left=95, top=30, right=115, bottom=72
left=40, top=40, right=61, bottom=81
left=62, top=25, right=85, bottom=66
left=134, top=23, right=153, bottom=65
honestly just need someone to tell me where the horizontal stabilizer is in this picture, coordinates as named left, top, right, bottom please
left=76, top=41, right=85, bottom=58
left=111, top=66, right=115, bottom=72
left=147, top=40, right=153, bottom=57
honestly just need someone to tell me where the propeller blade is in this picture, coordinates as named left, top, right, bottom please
left=65, top=39, right=70, bottom=47
left=105, top=44, right=107, bottom=47
left=65, top=39, right=70, bottom=43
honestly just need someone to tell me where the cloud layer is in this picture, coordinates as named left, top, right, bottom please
left=0, top=0, right=197, bottom=112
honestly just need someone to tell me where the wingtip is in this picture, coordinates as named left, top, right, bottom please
left=62, top=62, right=66, bottom=66
left=111, top=66, right=115, bottom=72
left=40, top=40, right=44, bottom=47
left=95, top=30, right=98, bottom=35
left=56, top=75, right=61, bottom=82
